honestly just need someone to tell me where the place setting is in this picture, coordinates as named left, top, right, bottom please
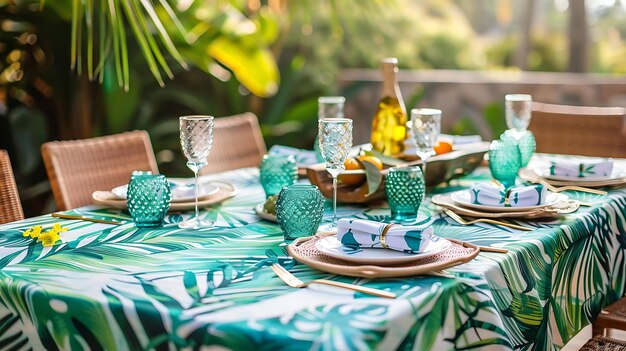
left=271, top=109, right=503, bottom=282
left=92, top=116, right=237, bottom=229
left=521, top=156, right=626, bottom=189
left=434, top=95, right=586, bottom=223
left=92, top=176, right=237, bottom=212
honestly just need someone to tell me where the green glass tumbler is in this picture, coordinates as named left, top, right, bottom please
left=385, top=166, right=426, bottom=221
left=127, top=174, right=171, bottom=227
left=276, top=184, right=324, bottom=240
left=501, top=129, right=536, bottom=167
left=489, top=139, right=522, bottom=188
left=260, top=155, right=298, bottom=198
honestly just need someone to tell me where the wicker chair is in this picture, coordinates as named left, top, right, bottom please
left=0, top=150, right=24, bottom=224
left=41, top=130, right=159, bottom=210
left=579, top=297, right=626, bottom=350
left=581, top=336, right=626, bottom=350
left=529, top=102, right=626, bottom=158
left=200, top=112, right=267, bottom=175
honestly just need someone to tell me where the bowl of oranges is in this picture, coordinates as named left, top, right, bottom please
left=306, top=140, right=489, bottom=203
left=306, top=154, right=387, bottom=203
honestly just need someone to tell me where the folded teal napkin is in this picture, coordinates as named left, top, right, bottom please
left=469, top=183, right=547, bottom=207
left=549, top=158, right=613, bottom=178
left=336, top=218, right=439, bottom=254
left=268, top=145, right=318, bottom=166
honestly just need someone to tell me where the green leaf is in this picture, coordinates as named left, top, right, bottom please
left=139, top=0, right=188, bottom=70
left=359, top=160, right=383, bottom=196
left=183, top=271, right=199, bottom=300
left=119, top=0, right=165, bottom=87
left=207, top=35, right=279, bottom=97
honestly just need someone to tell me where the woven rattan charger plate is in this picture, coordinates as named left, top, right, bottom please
left=92, top=181, right=237, bottom=211
left=287, top=232, right=480, bottom=278
left=431, top=193, right=579, bottom=219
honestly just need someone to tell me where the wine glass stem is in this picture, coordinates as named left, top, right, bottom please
left=421, top=158, right=428, bottom=182
left=194, top=170, right=200, bottom=226
left=332, top=175, right=338, bottom=227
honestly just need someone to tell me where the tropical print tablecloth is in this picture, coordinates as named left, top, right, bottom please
left=0, top=164, right=624, bottom=350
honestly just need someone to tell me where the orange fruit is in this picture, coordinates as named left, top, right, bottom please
left=434, top=141, right=453, bottom=155
left=339, top=157, right=366, bottom=185
left=357, top=155, right=384, bottom=170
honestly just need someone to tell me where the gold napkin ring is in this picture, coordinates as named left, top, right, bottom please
left=380, top=224, right=398, bottom=249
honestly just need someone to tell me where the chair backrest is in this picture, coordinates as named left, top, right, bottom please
left=201, top=112, right=267, bottom=175
left=41, top=130, right=159, bottom=210
left=0, top=150, right=24, bottom=224
left=529, top=102, right=626, bottom=158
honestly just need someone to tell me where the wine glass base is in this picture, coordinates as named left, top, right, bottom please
left=178, top=218, right=214, bottom=229
left=318, top=223, right=337, bottom=233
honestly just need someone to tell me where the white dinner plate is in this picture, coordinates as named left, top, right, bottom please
left=533, top=167, right=626, bottom=182
left=314, top=235, right=451, bottom=265
left=112, top=180, right=219, bottom=203
left=254, top=203, right=277, bottom=222
left=450, top=190, right=568, bottom=213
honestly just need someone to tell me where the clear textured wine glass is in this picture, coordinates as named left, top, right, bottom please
left=505, top=94, right=532, bottom=139
left=314, top=96, right=346, bottom=162
left=318, top=96, right=345, bottom=119
left=318, top=118, right=352, bottom=230
left=411, top=108, right=441, bottom=184
left=179, top=115, right=215, bottom=229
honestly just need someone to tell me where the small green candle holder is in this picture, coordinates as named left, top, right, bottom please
left=385, top=166, right=425, bottom=221
left=501, top=129, right=536, bottom=167
left=489, top=139, right=522, bottom=188
left=127, top=174, right=171, bottom=227
left=260, top=155, right=298, bottom=198
left=276, top=184, right=324, bottom=240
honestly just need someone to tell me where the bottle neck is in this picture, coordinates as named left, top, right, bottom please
left=381, top=64, right=399, bottom=98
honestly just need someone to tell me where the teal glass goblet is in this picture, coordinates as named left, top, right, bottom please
left=276, top=184, right=324, bottom=240
left=127, top=174, right=171, bottom=227
left=260, top=155, right=298, bottom=198
left=501, top=129, right=536, bottom=167
left=489, top=139, right=522, bottom=188
left=385, top=166, right=425, bottom=221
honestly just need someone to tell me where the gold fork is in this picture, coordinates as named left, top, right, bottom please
left=444, top=209, right=532, bottom=231
left=533, top=178, right=607, bottom=196
left=270, top=264, right=396, bottom=298
left=51, top=213, right=123, bottom=225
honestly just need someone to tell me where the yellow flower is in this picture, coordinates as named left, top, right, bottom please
left=37, top=231, right=60, bottom=247
left=22, top=223, right=67, bottom=247
left=50, top=223, right=68, bottom=235
left=27, top=226, right=43, bottom=239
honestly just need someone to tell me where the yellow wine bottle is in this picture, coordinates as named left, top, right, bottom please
left=370, top=58, right=407, bottom=156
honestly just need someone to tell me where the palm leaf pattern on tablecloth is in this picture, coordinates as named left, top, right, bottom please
left=0, top=167, right=624, bottom=350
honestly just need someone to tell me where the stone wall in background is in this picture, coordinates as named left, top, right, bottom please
left=339, top=69, right=626, bottom=144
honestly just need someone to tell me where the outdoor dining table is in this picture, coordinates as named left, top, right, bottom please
left=0, top=156, right=625, bottom=350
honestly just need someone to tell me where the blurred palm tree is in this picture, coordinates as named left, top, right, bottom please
left=49, top=0, right=280, bottom=96
left=0, top=0, right=282, bottom=214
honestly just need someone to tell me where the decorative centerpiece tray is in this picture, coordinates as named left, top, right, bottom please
left=307, top=142, right=489, bottom=203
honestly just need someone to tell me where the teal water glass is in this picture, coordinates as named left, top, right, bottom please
left=127, top=174, right=171, bottom=227
left=489, top=139, right=522, bottom=188
left=501, top=129, right=536, bottom=167
left=276, top=184, right=324, bottom=240
left=260, top=155, right=298, bottom=198
left=385, top=166, right=426, bottom=221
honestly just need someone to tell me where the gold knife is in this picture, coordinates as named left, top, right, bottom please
left=51, top=213, right=124, bottom=225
